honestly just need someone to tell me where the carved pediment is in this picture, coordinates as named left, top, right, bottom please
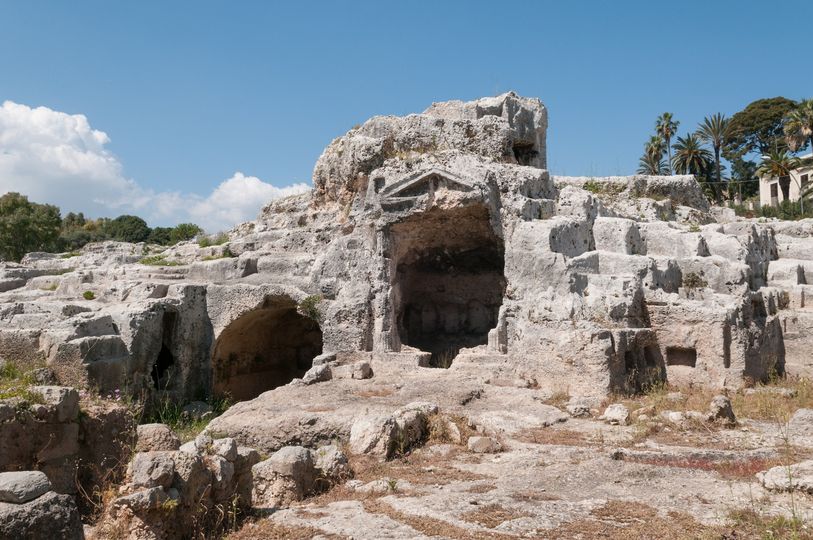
left=378, top=168, right=476, bottom=210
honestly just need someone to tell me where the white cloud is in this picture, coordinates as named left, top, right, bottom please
left=0, top=100, right=310, bottom=232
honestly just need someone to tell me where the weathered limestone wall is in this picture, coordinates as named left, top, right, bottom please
left=0, top=91, right=808, bottom=403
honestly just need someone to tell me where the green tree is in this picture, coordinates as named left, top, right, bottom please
left=62, top=212, right=86, bottom=230
left=637, top=135, right=668, bottom=174
left=696, top=113, right=731, bottom=200
left=104, top=215, right=151, bottom=243
left=725, top=97, right=798, bottom=160
left=147, top=227, right=173, bottom=245
left=169, top=223, right=203, bottom=244
left=784, top=98, right=813, bottom=155
left=656, top=113, right=680, bottom=174
left=729, top=157, right=759, bottom=199
left=637, top=152, right=667, bottom=175
left=672, top=133, right=713, bottom=176
left=0, top=193, right=62, bottom=262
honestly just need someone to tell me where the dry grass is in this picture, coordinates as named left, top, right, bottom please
left=224, top=519, right=342, bottom=540
left=727, top=508, right=813, bottom=540
left=362, top=499, right=515, bottom=540
left=347, top=448, right=490, bottom=486
left=620, top=454, right=785, bottom=480
left=538, top=500, right=718, bottom=540
left=461, top=503, right=531, bottom=528
left=466, top=483, right=497, bottom=494
left=426, top=413, right=476, bottom=445
left=612, top=376, right=813, bottom=426
left=304, top=445, right=489, bottom=508
left=731, top=375, right=813, bottom=422
left=543, top=388, right=571, bottom=408
left=510, top=489, right=560, bottom=502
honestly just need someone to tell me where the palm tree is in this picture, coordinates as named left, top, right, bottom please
left=696, top=113, right=731, bottom=200
left=656, top=113, right=680, bottom=174
left=637, top=152, right=668, bottom=175
left=672, top=133, right=713, bottom=176
left=758, top=149, right=803, bottom=211
left=784, top=99, right=813, bottom=155
left=645, top=135, right=665, bottom=160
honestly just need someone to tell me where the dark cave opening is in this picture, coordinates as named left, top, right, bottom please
left=212, top=305, right=323, bottom=400
left=390, top=206, right=506, bottom=368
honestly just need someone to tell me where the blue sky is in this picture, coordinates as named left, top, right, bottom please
left=1, top=0, right=811, bottom=229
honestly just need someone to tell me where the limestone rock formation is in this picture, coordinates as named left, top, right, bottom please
left=0, top=472, right=83, bottom=540
left=0, top=91, right=806, bottom=413
left=4, top=92, right=813, bottom=536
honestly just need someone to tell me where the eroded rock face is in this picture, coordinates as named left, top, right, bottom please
left=313, top=92, right=547, bottom=204
left=0, top=471, right=52, bottom=504
left=757, top=460, right=813, bottom=494
left=0, top=92, right=807, bottom=424
left=0, top=483, right=83, bottom=540
left=95, top=428, right=262, bottom=540
left=136, top=424, right=181, bottom=452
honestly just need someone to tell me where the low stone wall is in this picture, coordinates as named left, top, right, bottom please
left=0, top=385, right=136, bottom=515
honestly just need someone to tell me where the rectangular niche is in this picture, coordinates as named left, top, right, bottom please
left=665, top=346, right=697, bottom=367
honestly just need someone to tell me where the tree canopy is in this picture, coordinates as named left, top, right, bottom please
left=0, top=193, right=206, bottom=260
left=0, top=192, right=62, bottom=262
left=784, top=99, right=813, bottom=154
left=103, top=215, right=151, bottom=243
left=724, top=97, right=798, bottom=159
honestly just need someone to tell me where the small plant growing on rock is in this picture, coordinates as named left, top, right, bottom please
left=83, top=290, right=96, bottom=300
left=682, top=272, right=708, bottom=290
left=298, top=295, right=323, bottom=322
left=584, top=180, right=603, bottom=194
left=201, top=247, right=235, bottom=261
left=198, top=233, right=229, bottom=248
left=139, top=254, right=180, bottom=266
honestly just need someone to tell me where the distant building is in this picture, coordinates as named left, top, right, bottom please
left=759, top=153, right=813, bottom=207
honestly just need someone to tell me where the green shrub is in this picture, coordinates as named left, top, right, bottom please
left=145, top=395, right=233, bottom=442
left=201, top=248, right=235, bottom=261
left=139, top=255, right=181, bottom=266
left=583, top=180, right=602, bottom=194
left=170, top=223, right=203, bottom=244
left=82, top=291, right=95, bottom=300
left=198, top=233, right=229, bottom=248
left=0, top=359, right=46, bottom=402
left=298, top=295, right=323, bottom=322
left=682, top=272, right=708, bottom=290
left=734, top=200, right=813, bottom=221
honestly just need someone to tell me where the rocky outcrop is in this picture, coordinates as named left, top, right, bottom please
left=757, top=460, right=813, bottom=494
left=0, top=471, right=83, bottom=539
left=5, top=91, right=813, bottom=538
left=0, top=92, right=802, bottom=409
left=95, top=431, right=260, bottom=540
left=0, top=387, right=134, bottom=503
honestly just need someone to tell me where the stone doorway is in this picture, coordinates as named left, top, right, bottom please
left=212, top=304, right=323, bottom=400
left=151, top=312, right=177, bottom=390
left=389, top=205, right=506, bottom=367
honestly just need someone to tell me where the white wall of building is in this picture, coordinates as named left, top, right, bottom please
left=759, top=156, right=813, bottom=207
